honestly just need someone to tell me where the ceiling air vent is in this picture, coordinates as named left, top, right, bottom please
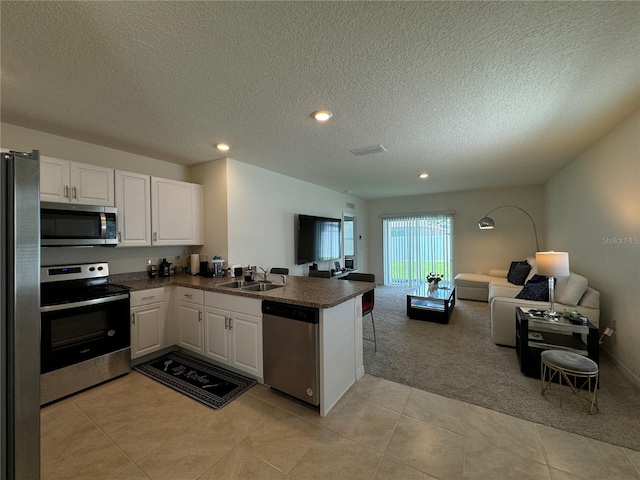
left=350, top=144, right=386, bottom=156
left=346, top=202, right=355, bottom=209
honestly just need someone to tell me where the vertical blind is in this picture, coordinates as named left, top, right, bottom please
left=382, top=213, right=453, bottom=287
left=317, top=220, right=341, bottom=261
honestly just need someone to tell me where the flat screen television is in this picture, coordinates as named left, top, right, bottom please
left=296, top=214, right=342, bottom=265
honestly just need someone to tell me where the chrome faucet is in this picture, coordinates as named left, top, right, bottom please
left=280, top=275, right=286, bottom=285
left=259, top=267, right=269, bottom=282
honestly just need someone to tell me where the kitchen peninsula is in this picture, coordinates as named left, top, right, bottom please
left=115, top=273, right=374, bottom=416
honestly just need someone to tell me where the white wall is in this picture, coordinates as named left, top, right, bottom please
left=1, top=123, right=190, bottom=181
left=546, top=109, right=640, bottom=383
left=191, top=158, right=228, bottom=262
left=367, top=186, right=546, bottom=283
left=223, top=159, right=367, bottom=276
left=40, top=245, right=187, bottom=274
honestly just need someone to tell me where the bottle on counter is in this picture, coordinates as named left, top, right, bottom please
left=148, top=264, right=157, bottom=278
left=159, top=258, right=170, bottom=277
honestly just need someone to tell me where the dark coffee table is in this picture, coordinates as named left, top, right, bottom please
left=406, top=282, right=455, bottom=323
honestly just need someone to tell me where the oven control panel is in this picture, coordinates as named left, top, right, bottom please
left=41, top=262, right=109, bottom=283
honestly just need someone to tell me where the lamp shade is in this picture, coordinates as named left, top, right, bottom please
left=536, top=252, right=570, bottom=277
left=478, top=217, right=495, bottom=229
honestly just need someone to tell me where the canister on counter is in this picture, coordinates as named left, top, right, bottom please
left=148, top=265, right=157, bottom=278
left=190, top=254, right=200, bottom=275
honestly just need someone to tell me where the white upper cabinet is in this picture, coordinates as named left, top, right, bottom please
left=39, top=156, right=69, bottom=202
left=115, top=170, right=151, bottom=247
left=151, top=177, right=203, bottom=246
left=40, top=156, right=114, bottom=206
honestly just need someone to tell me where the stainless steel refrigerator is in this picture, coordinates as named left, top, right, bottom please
left=1, top=150, right=40, bottom=480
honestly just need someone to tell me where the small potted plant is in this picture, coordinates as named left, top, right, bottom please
left=427, top=272, right=443, bottom=292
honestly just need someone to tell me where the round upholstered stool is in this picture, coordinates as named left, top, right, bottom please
left=540, top=350, right=599, bottom=414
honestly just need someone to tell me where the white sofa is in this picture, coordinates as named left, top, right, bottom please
left=455, top=257, right=600, bottom=347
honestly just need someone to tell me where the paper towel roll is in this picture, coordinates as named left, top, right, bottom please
left=190, top=254, right=200, bottom=275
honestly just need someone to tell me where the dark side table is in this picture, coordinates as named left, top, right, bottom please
left=516, top=307, right=599, bottom=379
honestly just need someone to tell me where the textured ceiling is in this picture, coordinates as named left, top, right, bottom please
left=1, top=1, right=638, bottom=199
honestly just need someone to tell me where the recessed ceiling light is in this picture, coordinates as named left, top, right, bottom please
left=312, top=110, right=333, bottom=121
left=216, top=143, right=230, bottom=151
left=419, top=173, right=429, bottom=179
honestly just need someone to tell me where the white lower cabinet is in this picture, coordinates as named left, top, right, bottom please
left=176, top=287, right=204, bottom=355
left=130, top=288, right=166, bottom=360
left=229, top=310, right=262, bottom=378
left=204, top=307, right=230, bottom=364
left=204, top=292, right=263, bottom=379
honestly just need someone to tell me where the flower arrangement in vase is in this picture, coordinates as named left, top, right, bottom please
left=427, top=272, right=443, bottom=293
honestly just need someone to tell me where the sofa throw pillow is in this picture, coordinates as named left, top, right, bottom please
left=525, top=256, right=537, bottom=283
left=554, top=272, right=588, bottom=307
left=507, top=261, right=531, bottom=285
left=527, top=274, right=548, bottom=284
left=515, top=278, right=549, bottom=301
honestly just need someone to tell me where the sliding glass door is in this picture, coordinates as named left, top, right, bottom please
left=383, top=213, right=453, bottom=287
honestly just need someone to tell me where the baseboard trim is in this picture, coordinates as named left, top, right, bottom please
left=601, top=347, right=640, bottom=388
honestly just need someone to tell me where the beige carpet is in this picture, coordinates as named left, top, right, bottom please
left=363, top=285, right=640, bottom=451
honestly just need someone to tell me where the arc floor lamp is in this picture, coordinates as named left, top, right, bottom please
left=477, top=205, right=540, bottom=252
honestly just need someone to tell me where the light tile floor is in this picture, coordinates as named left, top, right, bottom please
left=41, top=372, right=640, bottom=480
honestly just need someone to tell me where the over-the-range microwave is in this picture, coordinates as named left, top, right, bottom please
left=40, top=202, right=118, bottom=247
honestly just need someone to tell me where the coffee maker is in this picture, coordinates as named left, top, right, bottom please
left=212, top=258, right=225, bottom=277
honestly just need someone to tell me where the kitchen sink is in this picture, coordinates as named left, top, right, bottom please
left=217, top=280, right=257, bottom=289
left=241, top=283, right=284, bottom=292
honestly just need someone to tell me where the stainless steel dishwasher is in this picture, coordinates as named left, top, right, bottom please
left=262, top=301, right=319, bottom=406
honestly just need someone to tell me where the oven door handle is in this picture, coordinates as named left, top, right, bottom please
left=40, top=293, right=129, bottom=313
left=100, top=212, right=107, bottom=239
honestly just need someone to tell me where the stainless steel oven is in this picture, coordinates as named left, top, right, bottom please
left=40, top=262, right=130, bottom=404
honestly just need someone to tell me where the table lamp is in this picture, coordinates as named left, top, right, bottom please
left=536, top=251, right=569, bottom=318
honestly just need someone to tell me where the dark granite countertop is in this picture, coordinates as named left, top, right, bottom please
left=110, top=273, right=374, bottom=309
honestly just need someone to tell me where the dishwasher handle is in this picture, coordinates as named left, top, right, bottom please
left=262, top=301, right=319, bottom=324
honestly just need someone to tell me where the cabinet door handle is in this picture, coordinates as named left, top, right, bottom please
left=199, top=311, right=202, bottom=322
left=228, top=317, right=233, bottom=330
left=153, top=232, right=157, bottom=241
left=132, top=313, right=135, bottom=325
left=72, top=186, right=77, bottom=199
left=141, top=296, right=155, bottom=301
left=64, top=185, right=69, bottom=198
left=184, top=294, right=192, bottom=298
left=118, top=232, right=121, bottom=242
